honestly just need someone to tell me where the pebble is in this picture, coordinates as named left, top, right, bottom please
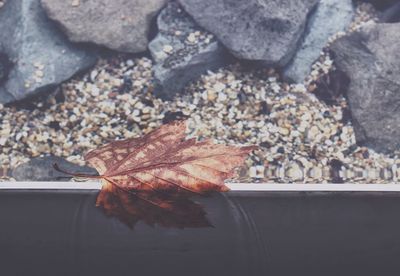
left=163, top=45, right=174, bottom=54
left=217, top=92, right=227, bottom=102
left=35, top=70, right=44, bottom=78
left=126, top=59, right=134, bottom=67
left=286, top=162, right=304, bottom=182
left=186, top=33, right=197, bottom=44
left=307, top=126, right=320, bottom=140
left=279, top=127, right=290, bottom=136
left=213, top=82, right=226, bottom=93
left=249, top=166, right=257, bottom=178
left=90, top=70, right=98, bottom=81
left=71, top=0, right=80, bottom=7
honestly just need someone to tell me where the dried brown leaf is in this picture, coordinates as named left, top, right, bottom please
left=83, top=120, right=257, bottom=194
left=54, top=120, right=257, bottom=228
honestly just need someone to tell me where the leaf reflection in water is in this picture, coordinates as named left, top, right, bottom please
left=96, top=181, right=212, bottom=229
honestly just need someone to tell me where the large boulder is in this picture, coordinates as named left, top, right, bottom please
left=380, top=1, right=400, bottom=22
left=284, top=0, right=354, bottom=83
left=149, top=2, right=229, bottom=98
left=0, top=0, right=96, bottom=104
left=178, top=0, right=319, bottom=67
left=330, top=22, right=400, bottom=153
left=0, top=53, right=11, bottom=85
left=359, top=0, right=399, bottom=10
left=41, top=0, right=168, bottom=53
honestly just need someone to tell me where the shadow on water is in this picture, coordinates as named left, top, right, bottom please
left=96, top=182, right=212, bottom=229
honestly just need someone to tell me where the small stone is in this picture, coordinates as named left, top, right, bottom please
left=163, top=44, right=173, bottom=54
left=207, top=90, right=217, bottom=101
left=292, top=84, right=307, bottom=93
left=91, top=86, right=100, bottom=96
left=71, top=0, right=80, bottom=7
left=132, top=109, right=140, bottom=116
left=0, top=137, right=6, bottom=146
left=90, top=70, right=98, bottom=81
left=310, top=167, right=323, bottom=179
left=249, top=166, right=257, bottom=178
left=126, top=59, right=134, bottom=67
left=308, top=126, right=320, bottom=140
left=279, top=127, right=290, bottom=136
left=213, top=82, right=226, bottom=92
left=217, top=92, right=227, bottom=102
left=286, top=162, right=304, bottom=181
left=187, top=33, right=196, bottom=44
left=35, top=70, right=44, bottom=78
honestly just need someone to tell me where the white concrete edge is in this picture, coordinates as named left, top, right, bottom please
left=1, top=181, right=400, bottom=192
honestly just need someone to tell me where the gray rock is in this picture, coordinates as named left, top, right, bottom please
left=0, top=0, right=97, bottom=104
left=149, top=2, right=229, bottom=98
left=12, top=156, right=98, bottom=181
left=41, top=0, right=167, bottom=53
left=284, top=0, right=354, bottom=83
left=178, top=0, right=319, bottom=66
left=0, top=53, right=11, bottom=85
left=380, top=1, right=400, bottom=23
left=330, top=22, right=400, bottom=153
left=359, top=0, right=400, bottom=10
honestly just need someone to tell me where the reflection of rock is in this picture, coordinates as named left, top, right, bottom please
left=284, top=0, right=354, bottom=83
left=149, top=2, right=229, bottom=98
left=12, top=156, right=97, bottom=181
left=97, top=181, right=211, bottom=229
left=178, top=0, right=319, bottom=66
left=0, top=0, right=97, bottom=104
left=41, top=0, right=167, bottom=53
left=331, top=22, right=400, bottom=153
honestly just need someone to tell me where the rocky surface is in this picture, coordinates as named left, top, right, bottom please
left=149, top=2, right=229, bottom=98
left=331, top=22, right=400, bottom=153
left=360, top=0, right=400, bottom=10
left=178, top=0, right=319, bottom=67
left=0, top=2, right=397, bottom=184
left=284, top=0, right=354, bottom=83
left=41, top=0, right=167, bottom=53
left=1, top=50, right=400, bottom=184
left=0, top=53, right=11, bottom=84
left=0, top=0, right=97, bottom=104
left=380, top=1, right=400, bottom=22
left=12, top=156, right=97, bottom=181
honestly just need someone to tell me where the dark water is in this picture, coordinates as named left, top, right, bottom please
left=1, top=190, right=400, bottom=276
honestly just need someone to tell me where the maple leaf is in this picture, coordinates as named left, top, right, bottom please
left=56, top=120, right=257, bottom=194
left=54, top=120, right=256, bottom=228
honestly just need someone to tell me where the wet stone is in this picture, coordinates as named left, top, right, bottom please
left=12, top=156, right=97, bottom=181
left=0, top=53, right=12, bottom=84
left=0, top=0, right=97, bottom=103
left=149, top=1, right=229, bottom=98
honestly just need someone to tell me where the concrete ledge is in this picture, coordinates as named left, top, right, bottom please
left=1, top=181, right=400, bottom=192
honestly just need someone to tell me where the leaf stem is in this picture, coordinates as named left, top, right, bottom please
left=53, top=163, right=102, bottom=179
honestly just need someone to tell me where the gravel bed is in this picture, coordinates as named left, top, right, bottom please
left=2, top=3, right=398, bottom=183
